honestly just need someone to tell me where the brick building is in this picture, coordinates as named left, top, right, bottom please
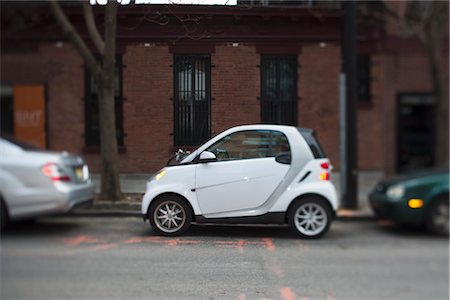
left=1, top=1, right=447, bottom=176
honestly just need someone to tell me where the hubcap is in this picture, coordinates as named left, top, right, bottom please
left=433, top=203, right=449, bottom=235
left=294, top=203, right=327, bottom=236
left=154, top=201, right=186, bottom=233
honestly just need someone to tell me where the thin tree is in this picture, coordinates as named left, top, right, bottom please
left=364, top=1, right=449, bottom=167
left=49, top=0, right=122, bottom=201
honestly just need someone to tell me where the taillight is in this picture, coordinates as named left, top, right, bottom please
left=41, top=163, right=70, bottom=182
left=319, top=171, right=330, bottom=181
left=319, top=161, right=330, bottom=181
left=320, top=162, right=329, bottom=169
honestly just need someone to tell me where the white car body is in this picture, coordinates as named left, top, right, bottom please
left=0, top=138, right=95, bottom=227
left=142, top=124, right=338, bottom=238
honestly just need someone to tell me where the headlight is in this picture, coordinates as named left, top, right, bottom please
left=155, top=170, right=166, bottom=181
left=386, top=184, right=405, bottom=199
left=149, top=169, right=167, bottom=182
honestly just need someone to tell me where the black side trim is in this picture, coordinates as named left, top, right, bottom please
left=299, top=171, right=311, bottom=183
left=194, top=212, right=285, bottom=225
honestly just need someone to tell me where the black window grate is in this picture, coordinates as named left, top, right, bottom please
left=260, top=55, right=298, bottom=126
left=173, top=54, right=211, bottom=146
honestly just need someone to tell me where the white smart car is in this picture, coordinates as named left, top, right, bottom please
left=142, top=125, right=338, bottom=239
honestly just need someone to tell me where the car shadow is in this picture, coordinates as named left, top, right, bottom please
left=185, top=224, right=298, bottom=239
left=374, top=220, right=448, bottom=239
left=1, top=218, right=83, bottom=237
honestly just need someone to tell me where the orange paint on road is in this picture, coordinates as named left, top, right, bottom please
left=238, top=293, right=246, bottom=300
left=280, top=287, right=296, bottom=300
left=271, top=258, right=284, bottom=278
left=124, top=236, right=201, bottom=246
left=61, top=235, right=105, bottom=246
left=262, top=238, right=275, bottom=252
left=91, top=243, right=118, bottom=251
left=215, top=240, right=246, bottom=252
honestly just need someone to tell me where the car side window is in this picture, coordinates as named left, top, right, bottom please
left=207, top=130, right=290, bottom=162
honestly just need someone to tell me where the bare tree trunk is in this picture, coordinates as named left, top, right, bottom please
left=417, top=2, right=450, bottom=168
left=49, top=0, right=123, bottom=201
left=378, top=1, right=449, bottom=168
left=98, top=0, right=122, bottom=200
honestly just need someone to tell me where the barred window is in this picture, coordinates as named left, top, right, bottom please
left=260, top=55, right=298, bottom=125
left=173, top=54, right=211, bottom=146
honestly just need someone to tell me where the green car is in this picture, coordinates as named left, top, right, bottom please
left=369, top=169, right=449, bottom=235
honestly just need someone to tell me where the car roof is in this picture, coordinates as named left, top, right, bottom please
left=227, top=124, right=313, bottom=132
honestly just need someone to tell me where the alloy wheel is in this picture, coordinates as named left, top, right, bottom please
left=294, top=202, right=328, bottom=237
left=153, top=201, right=187, bottom=234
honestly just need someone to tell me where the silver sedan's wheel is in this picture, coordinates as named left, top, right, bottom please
left=288, top=198, right=332, bottom=239
left=149, top=196, right=192, bottom=236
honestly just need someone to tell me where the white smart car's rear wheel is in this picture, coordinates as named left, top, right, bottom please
left=149, top=196, right=192, bottom=236
left=288, top=197, right=332, bottom=239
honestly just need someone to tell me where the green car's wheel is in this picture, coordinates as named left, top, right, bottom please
left=426, top=195, right=449, bottom=236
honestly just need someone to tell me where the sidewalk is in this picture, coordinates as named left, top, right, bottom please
left=74, top=172, right=380, bottom=220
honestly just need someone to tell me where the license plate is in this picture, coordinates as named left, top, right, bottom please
left=75, top=167, right=83, bottom=180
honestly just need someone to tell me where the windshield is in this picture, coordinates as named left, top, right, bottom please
left=1, top=135, right=39, bottom=151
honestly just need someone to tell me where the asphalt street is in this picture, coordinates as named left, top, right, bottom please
left=1, top=217, right=448, bottom=300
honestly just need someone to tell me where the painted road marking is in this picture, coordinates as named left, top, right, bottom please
left=280, top=287, right=296, bottom=300
left=270, top=257, right=284, bottom=278
left=61, top=235, right=105, bottom=246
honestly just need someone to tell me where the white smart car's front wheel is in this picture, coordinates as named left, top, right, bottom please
left=288, top=197, right=332, bottom=239
left=149, top=196, right=192, bottom=236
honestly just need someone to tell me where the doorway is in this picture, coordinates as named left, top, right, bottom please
left=397, top=93, right=435, bottom=172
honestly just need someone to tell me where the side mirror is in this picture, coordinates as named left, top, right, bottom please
left=198, top=151, right=217, bottom=163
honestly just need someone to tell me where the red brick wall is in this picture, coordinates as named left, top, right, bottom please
left=118, top=44, right=173, bottom=172
left=211, top=45, right=260, bottom=135
left=1, top=43, right=85, bottom=156
left=357, top=54, right=384, bottom=171
left=2, top=41, right=439, bottom=175
left=378, top=51, right=437, bottom=175
left=299, top=43, right=341, bottom=169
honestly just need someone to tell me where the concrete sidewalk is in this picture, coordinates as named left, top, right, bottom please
left=77, top=171, right=381, bottom=220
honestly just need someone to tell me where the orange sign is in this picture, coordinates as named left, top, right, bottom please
left=13, top=85, right=46, bottom=149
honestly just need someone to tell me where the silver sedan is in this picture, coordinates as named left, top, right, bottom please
left=0, top=137, right=95, bottom=229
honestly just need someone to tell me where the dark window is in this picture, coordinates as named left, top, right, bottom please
left=298, top=128, right=326, bottom=158
left=0, top=84, right=13, bottom=137
left=173, top=54, right=211, bottom=146
left=207, top=130, right=291, bottom=162
left=397, top=93, right=435, bottom=172
left=84, top=56, right=124, bottom=147
left=260, top=55, right=298, bottom=125
left=357, top=54, right=372, bottom=102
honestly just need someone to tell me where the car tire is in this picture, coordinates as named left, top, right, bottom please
left=288, top=197, right=332, bottom=239
left=148, top=196, right=192, bottom=236
left=426, top=195, right=449, bottom=236
left=1, top=198, right=8, bottom=231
